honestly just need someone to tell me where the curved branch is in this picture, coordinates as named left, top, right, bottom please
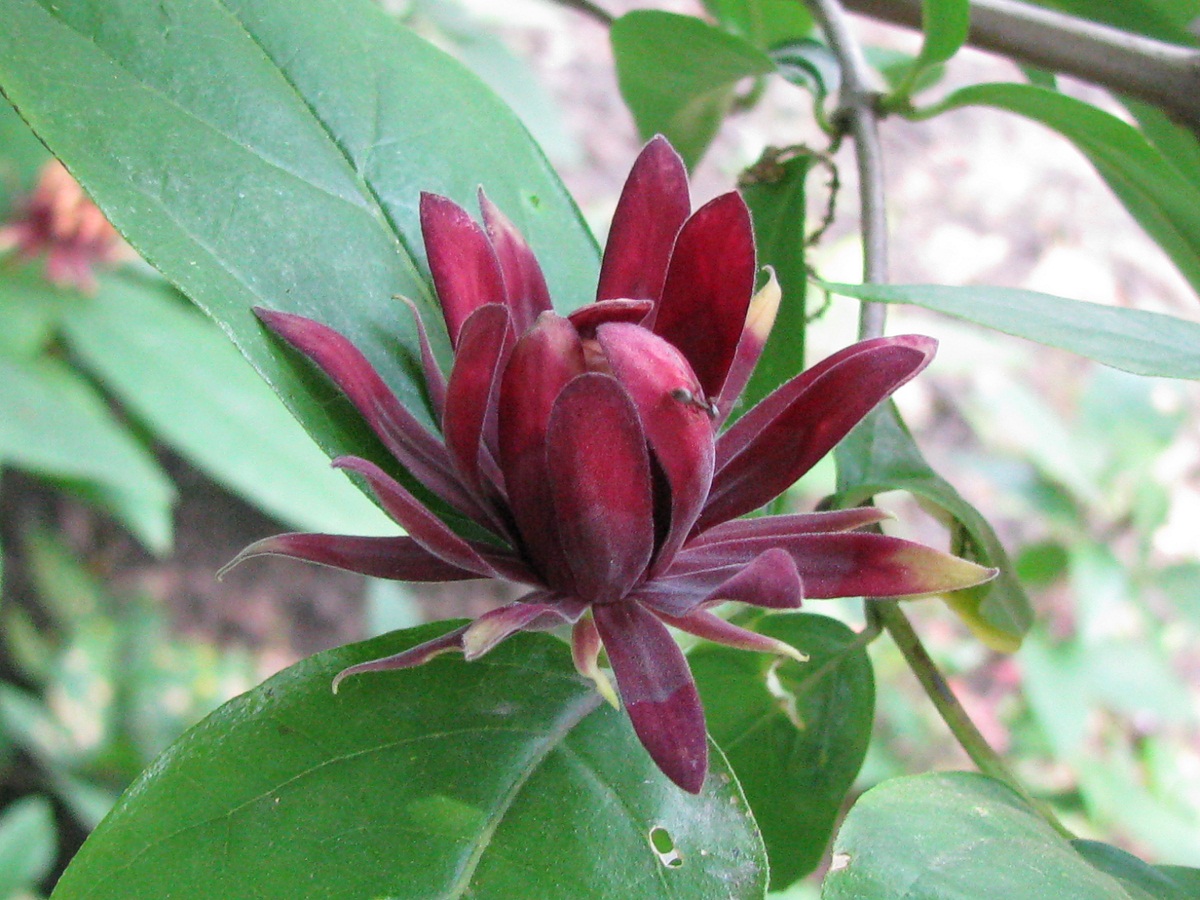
left=843, top=0, right=1200, bottom=135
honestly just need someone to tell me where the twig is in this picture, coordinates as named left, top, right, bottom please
left=843, top=0, right=1200, bottom=137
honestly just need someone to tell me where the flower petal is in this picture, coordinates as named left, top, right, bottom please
left=254, top=308, right=479, bottom=517
left=671, top=532, right=996, bottom=599
left=478, top=189, right=552, bottom=333
left=689, top=507, right=891, bottom=547
left=442, top=303, right=513, bottom=492
left=462, top=595, right=586, bottom=660
left=567, top=298, right=654, bottom=336
left=332, top=625, right=469, bottom=693
left=596, top=136, right=690, bottom=303
left=218, top=533, right=482, bottom=582
left=597, top=322, right=714, bottom=569
left=499, top=313, right=586, bottom=590
left=700, top=335, right=936, bottom=531
left=654, top=608, right=807, bottom=663
left=572, top=616, right=620, bottom=709
left=715, top=267, right=781, bottom=423
left=400, top=296, right=448, bottom=420
left=653, top=191, right=756, bottom=399
left=593, top=601, right=708, bottom=794
left=639, top=547, right=802, bottom=616
left=420, top=192, right=506, bottom=347
left=547, top=373, right=655, bottom=604
left=332, top=456, right=499, bottom=578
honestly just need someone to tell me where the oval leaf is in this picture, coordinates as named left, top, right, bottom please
left=690, top=612, right=873, bottom=889
left=824, top=772, right=1142, bottom=899
left=0, top=0, right=598, bottom=486
left=51, top=626, right=768, bottom=899
left=822, top=281, right=1200, bottom=379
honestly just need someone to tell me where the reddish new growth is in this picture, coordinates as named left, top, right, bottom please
left=228, top=138, right=994, bottom=793
left=0, top=159, right=130, bottom=292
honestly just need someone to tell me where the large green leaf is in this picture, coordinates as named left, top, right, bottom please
left=701, top=0, right=814, bottom=50
left=611, top=11, right=775, bottom=170
left=691, top=613, right=873, bottom=889
left=0, top=0, right=599, bottom=488
left=52, top=625, right=769, bottom=899
left=888, top=0, right=970, bottom=101
left=834, top=402, right=1032, bottom=651
left=822, top=772, right=1151, bottom=898
left=923, top=83, right=1200, bottom=298
left=0, top=354, right=174, bottom=551
left=821, top=281, right=1200, bottom=379
left=0, top=795, right=56, bottom=896
left=1073, top=840, right=1200, bottom=900
left=0, top=91, right=49, bottom=212
left=62, top=275, right=394, bottom=535
left=739, top=152, right=810, bottom=419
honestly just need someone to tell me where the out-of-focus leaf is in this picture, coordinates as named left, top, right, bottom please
left=1019, top=630, right=1091, bottom=758
left=0, top=264, right=74, bottom=357
left=822, top=772, right=1137, bottom=899
left=868, top=47, right=946, bottom=95
left=52, top=626, right=768, bottom=900
left=772, top=39, right=841, bottom=103
left=888, top=0, right=969, bottom=101
left=0, top=354, right=173, bottom=551
left=0, top=0, right=599, bottom=505
left=0, top=795, right=56, bottom=897
left=611, top=11, right=775, bottom=169
left=24, top=528, right=107, bottom=627
left=922, top=83, right=1200, bottom=298
left=691, top=612, right=873, bottom=889
left=63, top=276, right=394, bottom=536
left=1024, top=0, right=1200, bottom=46
left=822, top=281, right=1200, bottom=379
left=738, top=150, right=809, bottom=418
left=0, top=92, right=49, bottom=212
left=1073, top=840, right=1200, bottom=900
left=702, top=0, right=814, bottom=49
left=834, top=401, right=1032, bottom=651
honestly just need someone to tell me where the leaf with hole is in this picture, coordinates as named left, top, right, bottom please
left=691, top=612, right=873, bottom=889
left=51, top=625, right=768, bottom=899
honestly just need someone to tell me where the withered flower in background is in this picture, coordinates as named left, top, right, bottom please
left=227, top=138, right=994, bottom=793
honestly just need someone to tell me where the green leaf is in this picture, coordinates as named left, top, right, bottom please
left=0, top=263, right=75, bottom=358
left=923, top=82, right=1200, bottom=298
left=611, top=11, right=775, bottom=169
left=52, top=625, right=768, bottom=899
left=822, top=281, right=1200, bottom=379
left=833, top=401, right=1032, bottom=650
left=1124, top=98, right=1200, bottom=184
left=738, top=151, right=810, bottom=418
left=889, top=0, right=970, bottom=101
left=701, top=0, right=814, bottom=50
left=691, top=613, right=873, bottom=889
left=0, top=91, right=50, bottom=212
left=0, top=354, right=174, bottom=551
left=0, top=0, right=599, bottom=494
left=822, top=772, right=1145, bottom=898
left=1023, top=0, right=1200, bottom=46
left=62, top=275, right=394, bottom=535
left=771, top=39, right=841, bottom=103
left=1073, top=840, right=1200, bottom=900
left=0, top=795, right=56, bottom=896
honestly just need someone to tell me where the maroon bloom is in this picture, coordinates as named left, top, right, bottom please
left=229, top=138, right=994, bottom=793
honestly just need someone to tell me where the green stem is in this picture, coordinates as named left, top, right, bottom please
left=876, top=600, right=1074, bottom=839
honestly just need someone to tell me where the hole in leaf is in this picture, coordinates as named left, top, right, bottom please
left=649, top=826, right=683, bottom=868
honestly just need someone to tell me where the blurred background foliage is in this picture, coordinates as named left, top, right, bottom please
left=1, top=0, right=1199, bottom=894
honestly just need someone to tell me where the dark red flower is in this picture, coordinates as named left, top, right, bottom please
left=229, top=138, right=994, bottom=793
left=0, top=160, right=130, bottom=292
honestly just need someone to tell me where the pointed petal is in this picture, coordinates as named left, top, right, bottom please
left=593, top=601, right=708, bottom=793
left=567, top=298, right=654, bottom=336
left=689, top=507, right=891, bottom=547
left=219, top=533, right=482, bottom=582
left=655, top=608, right=808, bottom=663
left=498, top=313, right=586, bottom=591
left=332, top=456, right=499, bottom=578
left=653, top=192, right=756, bottom=399
left=701, top=336, right=936, bottom=531
left=547, top=373, right=654, bottom=604
left=572, top=616, right=620, bottom=709
left=715, top=267, right=781, bottom=423
left=462, top=595, right=584, bottom=660
left=478, top=189, right=552, bottom=333
left=253, top=308, right=478, bottom=516
left=420, top=192, right=506, bottom=347
left=672, top=532, right=995, bottom=599
left=332, top=625, right=469, bottom=693
left=596, top=136, right=690, bottom=303
left=640, top=547, right=802, bottom=616
left=597, top=322, right=714, bottom=569
left=443, top=304, right=514, bottom=490
left=400, top=296, right=448, bottom=420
